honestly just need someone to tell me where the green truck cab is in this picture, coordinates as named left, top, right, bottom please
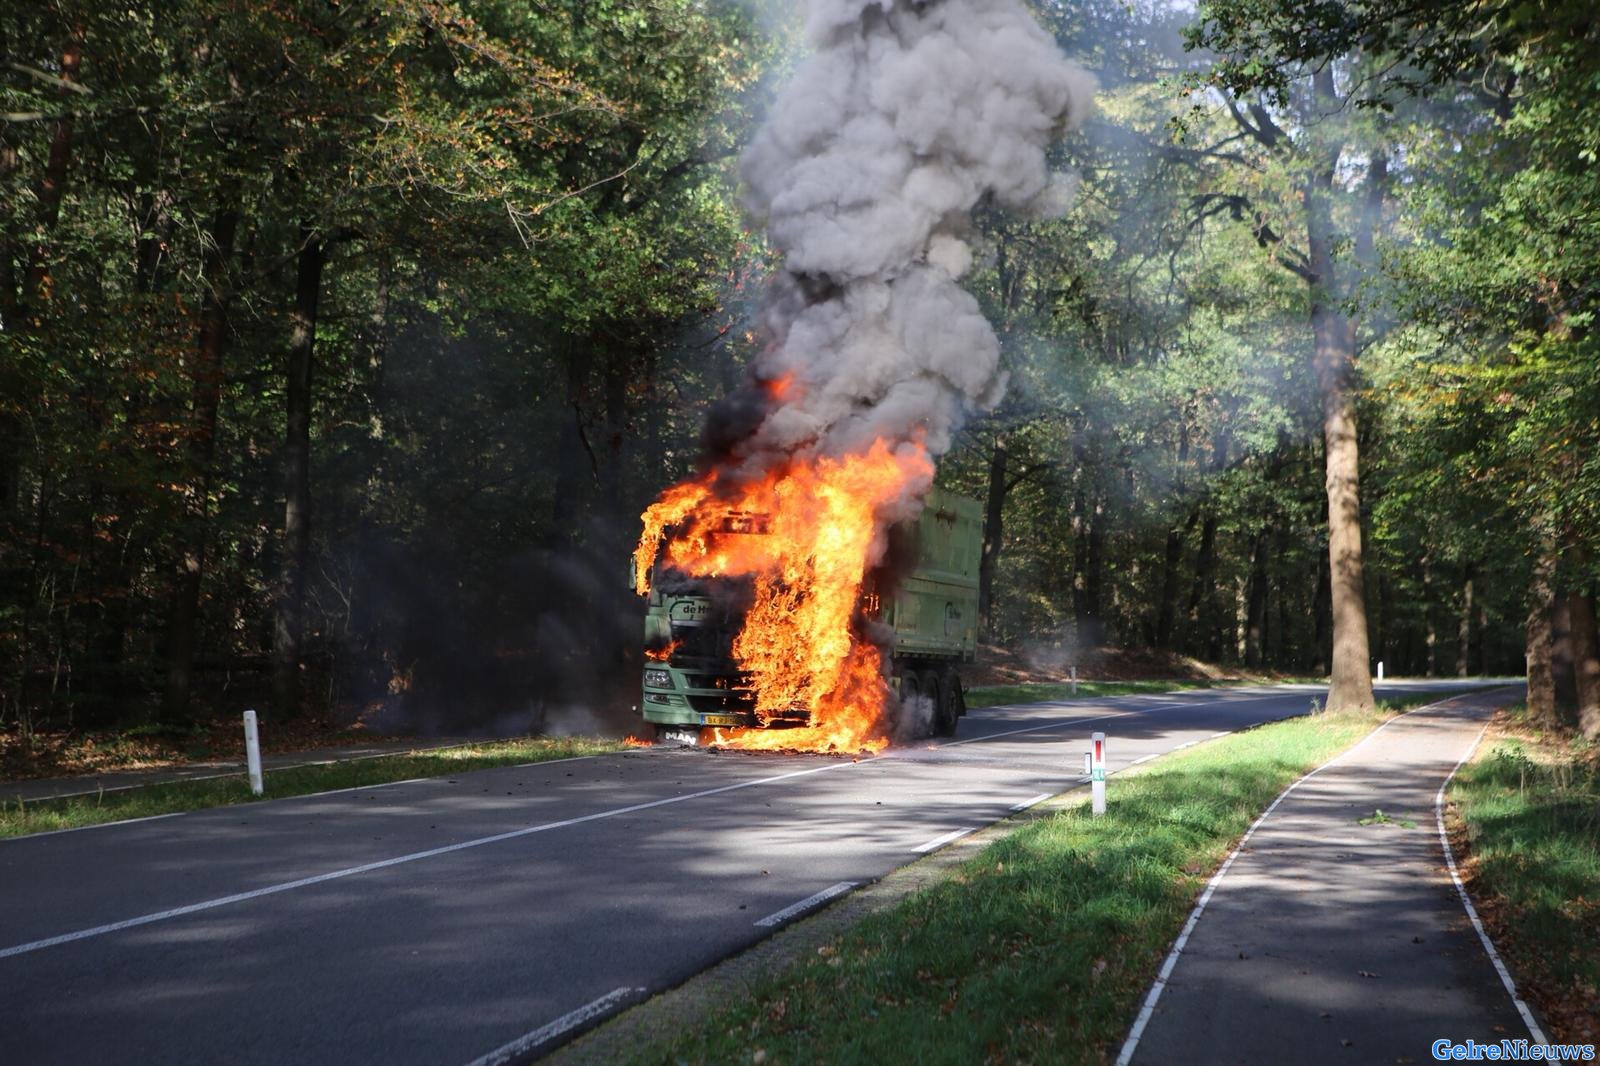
left=638, top=487, right=983, bottom=742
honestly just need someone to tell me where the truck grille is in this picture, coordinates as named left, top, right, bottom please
left=669, top=622, right=733, bottom=660
left=688, top=691, right=756, bottom=714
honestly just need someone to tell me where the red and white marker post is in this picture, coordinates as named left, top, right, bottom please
left=1090, top=731, right=1106, bottom=815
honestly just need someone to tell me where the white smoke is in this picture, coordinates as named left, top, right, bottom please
left=732, top=0, right=1095, bottom=474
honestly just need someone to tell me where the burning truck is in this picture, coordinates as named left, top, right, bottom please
left=634, top=483, right=982, bottom=749
left=627, top=0, right=1092, bottom=753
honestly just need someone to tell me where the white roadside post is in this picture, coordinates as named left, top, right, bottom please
left=1090, top=731, right=1106, bottom=816
left=243, top=709, right=264, bottom=796
left=1070, top=665, right=1079, bottom=697
left=1377, top=660, right=1385, bottom=682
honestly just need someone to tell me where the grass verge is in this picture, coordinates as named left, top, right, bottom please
left=1448, top=708, right=1599, bottom=1044
left=0, top=736, right=622, bottom=839
left=633, top=700, right=1422, bottom=1066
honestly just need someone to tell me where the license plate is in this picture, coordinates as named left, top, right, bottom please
left=701, top=714, right=738, bottom=727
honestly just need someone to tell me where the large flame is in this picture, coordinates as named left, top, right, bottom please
left=634, top=438, right=932, bottom=754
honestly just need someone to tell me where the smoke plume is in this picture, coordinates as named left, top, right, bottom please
left=722, top=0, right=1095, bottom=480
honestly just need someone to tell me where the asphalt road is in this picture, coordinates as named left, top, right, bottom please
left=0, top=680, right=1500, bottom=1065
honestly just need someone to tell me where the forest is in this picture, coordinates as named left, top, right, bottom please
left=2, top=0, right=1597, bottom=739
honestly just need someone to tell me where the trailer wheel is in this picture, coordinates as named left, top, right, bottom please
left=929, top=670, right=959, bottom=737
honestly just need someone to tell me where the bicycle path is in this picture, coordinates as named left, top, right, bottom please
left=1124, top=688, right=1543, bottom=1065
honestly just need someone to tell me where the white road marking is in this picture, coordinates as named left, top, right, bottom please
left=289, top=777, right=435, bottom=800
left=1009, top=793, right=1052, bottom=812
left=913, top=827, right=975, bottom=853
left=1114, top=695, right=1467, bottom=1066
left=0, top=759, right=856, bottom=960
left=463, top=986, right=644, bottom=1066
left=0, top=687, right=1369, bottom=959
left=1129, top=754, right=1157, bottom=765
left=943, top=692, right=1291, bottom=751
left=1211, top=730, right=1232, bottom=738
left=755, top=882, right=858, bottom=928
left=1434, top=724, right=1548, bottom=1045
left=0, top=811, right=182, bottom=843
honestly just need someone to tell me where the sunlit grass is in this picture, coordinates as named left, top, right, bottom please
left=0, top=736, right=623, bottom=839
left=1449, top=710, right=1599, bottom=1042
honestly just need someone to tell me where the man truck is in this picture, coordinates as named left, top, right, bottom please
left=638, top=487, right=984, bottom=743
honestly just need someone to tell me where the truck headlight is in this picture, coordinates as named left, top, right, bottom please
left=644, top=669, right=672, bottom=689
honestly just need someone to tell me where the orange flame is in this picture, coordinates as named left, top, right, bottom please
left=643, top=640, right=681, bottom=662
left=622, top=734, right=654, bottom=748
left=634, top=438, right=932, bottom=754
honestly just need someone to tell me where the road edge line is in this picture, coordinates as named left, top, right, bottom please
left=1433, top=723, right=1549, bottom=1045
left=462, top=986, right=646, bottom=1066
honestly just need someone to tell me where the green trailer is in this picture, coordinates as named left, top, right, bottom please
left=638, top=487, right=983, bottom=742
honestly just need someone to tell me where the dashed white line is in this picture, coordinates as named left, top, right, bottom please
left=1009, top=793, right=1052, bottom=812
left=1435, top=724, right=1548, bottom=1045
left=913, top=827, right=975, bottom=853
left=463, top=986, right=644, bottom=1066
left=755, top=882, right=859, bottom=928
left=1129, top=754, right=1158, bottom=766
left=0, top=759, right=856, bottom=960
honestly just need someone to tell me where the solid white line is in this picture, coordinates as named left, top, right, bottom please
left=1113, top=695, right=1463, bottom=1066
left=1009, top=793, right=1052, bottom=812
left=1, top=811, right=183, bottom=843
left=942, top=692, right=1296, bottom=752
left=1129, top=754, right=1157, bottom=766
left=1434, top=725, right=1548, bottom=1045
left=754, top=882, right=858, bottom=928
left=913, top=827, right=975, bottom=853
left=941, top=709, right=1136, bottom=748
left=288, top=777, right=435, bottom=800
left=0, top=759, right=855, bottom=961
left=463, top=986, right=644, bottom=1066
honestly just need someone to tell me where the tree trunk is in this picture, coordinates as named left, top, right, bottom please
left=1458, top=567, right=1474, bottom=677
left=1157, top=430, right=1192, bottom=650
left=1313, top=301, right=1375, bottom=711
left=161, top=207, right=240, bottom=722
left=1084, top=495, right=1105, bottom=624
left=1245, top=529, right=1269, bottom=668
left=1304, top=122, right=1376, bottom=711
left=272, top=227, right=324, bottom=718
left=1524, top=541, right=1557, bottom=728
left=1157, top=513, right=1194, bottom=650
left=23, top=26, right=84, bottom=313
left=1, top=134, right=19, bottom=324
left=979, top=435, right=1007, bottom=630
left=1570, top=587, right=1600, bottom=740
left=1311, top=548, right=1331, bottom=673
left=1422, top=554, right=1437, bottom=677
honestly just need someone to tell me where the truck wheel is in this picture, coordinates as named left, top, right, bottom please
left=899, top=671, right=921, bottom=735
left=908, top=669, right=940, bottom=736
